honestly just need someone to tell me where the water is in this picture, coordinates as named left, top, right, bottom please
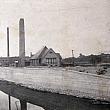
left=0, top=91, right=44, bottom=110
left=0, top=67, right=110, bottom=110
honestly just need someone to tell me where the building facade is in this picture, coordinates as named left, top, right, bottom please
left=62, top=53, right=110, bottom=67
left=0, top=56, right=30, bottom=67
left=30, top=46, right=62, bottom=67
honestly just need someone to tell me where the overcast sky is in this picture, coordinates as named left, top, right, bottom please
left=0, top=0, right=110, bottom=58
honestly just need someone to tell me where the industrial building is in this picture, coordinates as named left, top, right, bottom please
left=0, top=18, right=62, bottom=67
left=30, top=46, right=62, bottom=67
left=0, top=56, right=30, bottom=67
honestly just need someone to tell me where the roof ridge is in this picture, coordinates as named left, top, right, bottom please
left=31, top=46, right=48, bottom=59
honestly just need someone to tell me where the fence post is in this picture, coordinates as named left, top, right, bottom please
left=8, top=95, right=11, bottom=110
left=20, top=100, right=27, bottom=110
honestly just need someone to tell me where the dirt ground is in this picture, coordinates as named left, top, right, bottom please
left=65, top=66, right=110, bottom=75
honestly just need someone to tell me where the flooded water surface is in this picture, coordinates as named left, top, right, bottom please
left=0, top=67, right=110, bottom=110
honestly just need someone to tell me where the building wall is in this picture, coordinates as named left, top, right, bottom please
left=0, top=57, right=9, bottom=66
left=30, top=59, right=39, bottom=66
left=0, top=56, right=30, bottom=67
left=30, top=50, right=61, bottom=66
left=41, top=50, right=61, bottom=66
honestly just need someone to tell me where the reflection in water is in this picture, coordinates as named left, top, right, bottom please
left=0, top=91, right=44, bottom=110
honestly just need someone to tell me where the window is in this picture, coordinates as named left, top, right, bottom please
left=49, top=51, right=52, bottom=54
left=46, top=58, right=56, bottom=64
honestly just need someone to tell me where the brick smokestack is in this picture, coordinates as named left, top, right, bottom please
left=7, top=27, right=10, bottom=57
left=19, top=18, right=25, bottom=67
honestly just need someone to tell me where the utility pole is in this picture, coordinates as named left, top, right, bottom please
left=72, top=50, right=74, bottom=66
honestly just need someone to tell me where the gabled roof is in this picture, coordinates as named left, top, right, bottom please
left=41, top=48, right=50, bottom=58
left=31, top=46, right=48, bottom=59
left=41, top=48, right=56, bottom=58
left=56, top=53, right=62, bottom=59
left=31, top=46, right=62, bottom=60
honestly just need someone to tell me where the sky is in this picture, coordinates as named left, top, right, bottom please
left=0, top=0, right=110, bottom=58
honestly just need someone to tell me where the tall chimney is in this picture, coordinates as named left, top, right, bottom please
left=19, top=18, right=25, bottom=67
left=7, top=27, right=10, bottom=57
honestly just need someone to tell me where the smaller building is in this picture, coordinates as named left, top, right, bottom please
left=30, top=46, right=62, bottom=67
left=0, top=56, right=30, bottom=67
left=0, top=57, right=9, bottom=66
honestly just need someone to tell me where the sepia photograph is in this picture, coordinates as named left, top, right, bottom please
left=0, top=0, right=110, bottom=110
